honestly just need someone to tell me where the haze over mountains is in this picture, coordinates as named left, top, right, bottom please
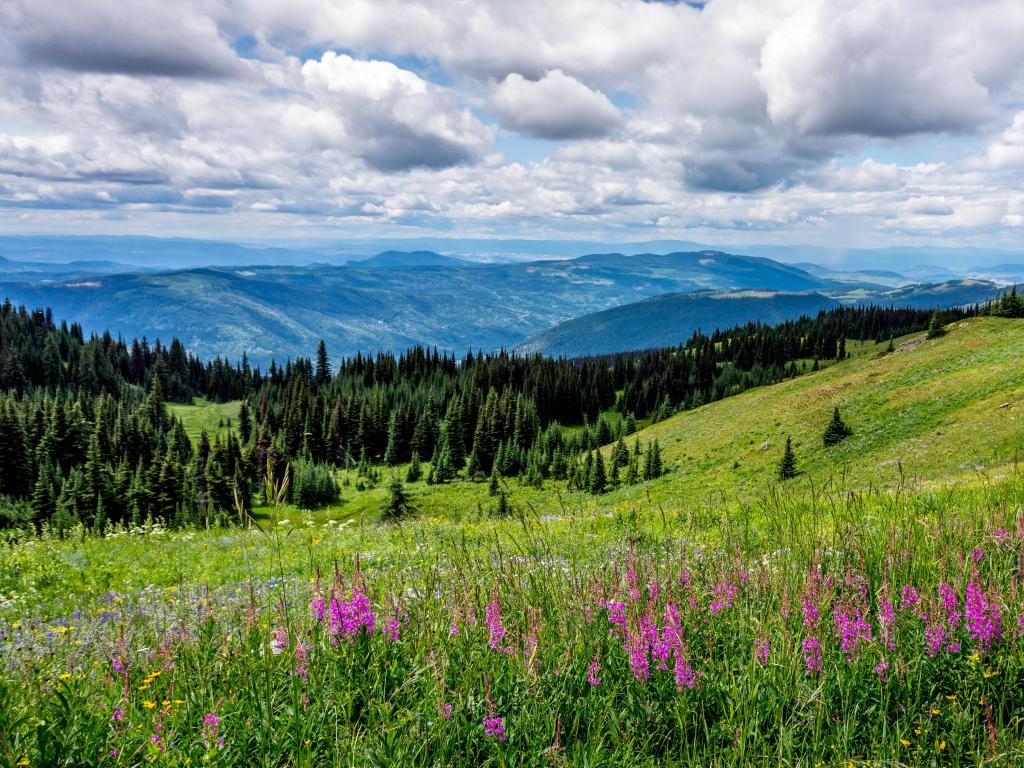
left=0, top=235, right=1016, bottom=363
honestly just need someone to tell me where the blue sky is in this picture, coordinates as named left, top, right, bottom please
left=0, top=0, right=1022, bottom=252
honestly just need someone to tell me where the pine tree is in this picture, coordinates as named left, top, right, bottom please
left=778, top=437, right=797, bottom=480
left=238, top=401, right=252, bottom=445
left=488, top=466, right=500, bottom=496
left=589, top=451, right=607, bottom=494
left=642, top=439, right=663, bottom=480
left=381, top=476, right=414, bottom=521
left=822, top=406, right=852, bottom=447
left=494, top=489, right=510, bottom=517
left=315, top=340, right=331, bottom=386
left=405, top=451, right=422, bottom=483
left=926, top=306, right=946, bottom=339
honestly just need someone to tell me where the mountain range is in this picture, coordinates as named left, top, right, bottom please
left=0, top=245, right=1011, bottom=363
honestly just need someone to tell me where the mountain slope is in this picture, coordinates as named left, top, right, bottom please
left=518, top=290, right=842, bottom=357
left=0, top=251, right=837, bottom=362
left=616, top=316, right=1024, bottom=507
left=520, top=279, right=1003, bottom=358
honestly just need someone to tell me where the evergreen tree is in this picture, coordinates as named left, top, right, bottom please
left=589, top=450, right=607, bottom=494
left=778, top=437, right=797, bottom=480
left=822, top=406, right=852, bottom=447
left=381, top=476, right=414, bottom=521
left=488, top=466, right=500, bottom=496
left=405, top=451, right=422, bottom=483
left=315, top=340, right=331, bottom=385
left=926, top=306, right=946, bottom=339
left=642, top=439, right=663, bottom=480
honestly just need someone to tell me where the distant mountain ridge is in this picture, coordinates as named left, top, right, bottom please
left=519, top=279, right=1004, bottom=357
left=0, top=250, right=835, bottom=362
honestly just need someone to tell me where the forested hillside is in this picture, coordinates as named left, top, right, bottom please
left=4, top=295, right=1010, bottom=531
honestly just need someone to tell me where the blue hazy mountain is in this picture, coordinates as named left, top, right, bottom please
left=519, top=279, right=1004, bottom=357
left=0, top=250, right=837, bottom=363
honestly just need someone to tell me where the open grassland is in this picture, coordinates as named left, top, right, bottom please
left=3, top=318, right=1024, bottom=766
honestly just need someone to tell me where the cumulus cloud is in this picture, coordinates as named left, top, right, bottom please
left=0, top=0, right=1023, bottom=247
left=1, top=0, right=243, bottom=78
left=758, top=0, right=1011, bottom=138
left=488, top=70, right=622, bottom=140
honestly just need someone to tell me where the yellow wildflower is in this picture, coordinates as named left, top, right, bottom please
left=931, top=709, right=941, bottom=716
left=945, top=695, right=957, bottom=701
left=900, top=739, right=910, bottom=747
left=17, top=759, right=30, bottom=766
left=142, top=700, right=156, bottom=710
left=938, top=740, right=946, bottom=751
left=59, top=673, right=72, bottom=681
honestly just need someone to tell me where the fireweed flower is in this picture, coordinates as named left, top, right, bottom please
left=586, top=658, right=602, bottom=686
left=873, top=661, right=890, bottom=683
left=309, top=595, right=326, bottom=622
left=965, top=581, right=1001, bottom=651
left=802, top=636, right=823, bottom=676
left=709, top=580, right=739, bottom=616
left=486, top=594, right=512, bottom=653
left=901, top=585, right=919, bottom=613
left=111, top=706, right=125, bottom=722
left=606, top=600, right=627, bottom=640
left=328, top=587, right=377, bottom=644
left=438, top=702, right=453, bottom=720
left=269, top=626, right=288, bottom=655
left=878, top=598, right=896, bottom=650
left=483, top=712, right=507, bottom=741
left=833, top=606, right=873, bottom=662
left=755, top=638, right=770, bottom=667
left=802, top=575, right=821, bottom=630
left=203, top=713, right=224, bottom=748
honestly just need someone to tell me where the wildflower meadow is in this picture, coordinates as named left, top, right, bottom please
left=3, top=476, right=1024, bottom=767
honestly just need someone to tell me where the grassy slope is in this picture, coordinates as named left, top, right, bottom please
left=167, top=397, right=241, bottom=444
left=324, top=318, right=1023, bottom=523
left=616, top=316, right=1024, bottom=508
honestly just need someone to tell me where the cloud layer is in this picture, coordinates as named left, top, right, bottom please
left=0, top=0, right=1022, bottom=247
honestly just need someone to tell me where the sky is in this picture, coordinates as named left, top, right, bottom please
left=0, top=0, right=1023, bottom=250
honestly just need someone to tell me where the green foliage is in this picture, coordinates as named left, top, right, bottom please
left=927, top=305, right=947, bottom=339
left=380, top=476, right=414, bottom=521
left=822, top=406, right=852, bottom=447
left=778, top=436, right=797, bottom=480
left=288, top=459, right=339, bottom=508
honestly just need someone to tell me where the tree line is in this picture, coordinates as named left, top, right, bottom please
left=0, top=294, right=1012, bottom=530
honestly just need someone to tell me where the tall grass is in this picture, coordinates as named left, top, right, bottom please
left=2, top=475, right=1024, bottom=766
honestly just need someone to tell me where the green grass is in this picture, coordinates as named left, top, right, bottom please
left=3, top=318, right=1024, bottom=766
left=168, top=397, right=242, bottom=444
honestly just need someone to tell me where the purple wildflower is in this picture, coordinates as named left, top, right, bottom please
left=586, top=658, right=602, bottom=686
left=483, top=712, right=507, bottom=741
left=802, top=636, right=823, bottom=676
left=755, top=638, right=770, bottom=667
left=965, top=581, right=1001, bottom=651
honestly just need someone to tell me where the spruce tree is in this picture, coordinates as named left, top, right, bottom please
left=926, top=306, right=946, bottom=339
left=778, top=437, right=797, bottom=480
left=315, top=340, right=331, bottom=385
left=406, top=451, right=422, bottom=483
left=822, top=407, right=852, bottom=447
left=488, top=466, right=500, bottom=496
left=381, top=476, right=414, bottom=521
left=589, top=451, right=607, bottom=494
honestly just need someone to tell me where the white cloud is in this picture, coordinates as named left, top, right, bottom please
left=489, top=70, right=621, bottom=140
left=0, top=0, right=1022, bottom=247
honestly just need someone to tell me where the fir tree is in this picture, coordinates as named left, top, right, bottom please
left=315, top=340, right=331, bottom=385
left=926, top=306, right=946, bottom=339
left=488, top=466, right=500, bottom=496
left=381, top=476, right=414, bottom=521
left=822, top=407, right=852, bottom=447
left=778, top=437, right=797, bottom=480
left=405, top=451, right=422, bottom=483
left=589, top=451, right=607, bottom=494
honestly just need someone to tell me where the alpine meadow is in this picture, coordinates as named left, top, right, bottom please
left=3, top=1, right=1024, bottom=767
